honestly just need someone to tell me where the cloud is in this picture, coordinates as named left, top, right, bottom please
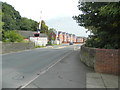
left=1, top=0, right=80, bottom=21
left=1, top=0, right=89, bottom=37
left=45, top=16, right=89, bottom=37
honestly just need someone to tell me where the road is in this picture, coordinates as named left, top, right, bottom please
left=2, top=44, right=85, bottom=88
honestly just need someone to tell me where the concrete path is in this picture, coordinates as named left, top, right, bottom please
left=86, top=73, right=119, bottom=88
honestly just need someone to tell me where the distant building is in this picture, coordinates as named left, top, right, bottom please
left=73, top=34, right=77, bottom=43
left=49, top=30, right=61, bottom=45
left=58, top=31, right=63, bottom=43
left=62, top=32, right=67, bottom=43
left=17, top=30, right=47, bottom=38
left=50, top=30, right=57, bottom=41
left=76, top=36, right=84, bottom=43
left=66, top=33, right=70, bottom=43
left=69, top=34, right=73, bottom=42
left=17, top=30, right=48, bottom=46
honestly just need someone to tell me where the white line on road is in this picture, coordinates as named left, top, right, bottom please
left=18, top=50, right=74, bottom=90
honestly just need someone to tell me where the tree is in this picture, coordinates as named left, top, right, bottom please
left=2, top=2, right=21, bottom=30
left=2, top=2, right=38, bottom=31
left=2, top=30, right=24, bottom=42
left=73, top=2, right=120, bottom=49
left=20, top=17, right=38, bottom=31
left=0, top=8, right=4, bottom=41
left=48, top=28, right=56, bottom=40
left=0, top=9, right=4, bottom=30
left=41, top=20, right=48, bottom=35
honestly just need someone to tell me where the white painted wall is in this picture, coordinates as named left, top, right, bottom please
left=51, top=40, right=61, bottom=45
left=30, top=37, right=48, bottom=46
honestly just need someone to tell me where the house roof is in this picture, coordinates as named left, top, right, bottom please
left=51, top=30, right=57, bottom=35
left=39, top=33, right=47, bottom=37
left=58, top=31, right=62, bottom=35
left=62, top=32, right=66, bottom=34
left=73, top=34, right=76, bottom=36
left=66, top=33, right=69, bottom=35
left=69, top=34, right=72, bottom=36
left=17, top=30, right=35, bottom=38
left=17, top=30, right=47, bottom=38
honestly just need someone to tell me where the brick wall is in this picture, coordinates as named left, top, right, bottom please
left=95, top=49, right=119, bottom=75
left=80, top=45, right=120, bottom=75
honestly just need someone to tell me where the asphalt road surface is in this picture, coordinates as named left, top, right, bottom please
left=2, top=44, right=85, bottom=88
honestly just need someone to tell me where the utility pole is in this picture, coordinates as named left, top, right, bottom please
left=37, top=11, right=42, bottom=33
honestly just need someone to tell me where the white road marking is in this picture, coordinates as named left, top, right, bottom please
left=18, top=51, right=73, bottom=90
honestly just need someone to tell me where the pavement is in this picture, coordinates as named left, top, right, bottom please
left=86, top=73, right=119, bottom=88
left=25, top=50, right=119, bottom=89
left=24, top=50, right=119, bottom=89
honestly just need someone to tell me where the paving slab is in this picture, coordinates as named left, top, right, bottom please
left=101, top=74, right=118, bottom=88
left=86, top=73, right=105, bottom=88
left=86, top=73, right=119, bottom=88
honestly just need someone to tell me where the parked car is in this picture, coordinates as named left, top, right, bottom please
left=69, top=42, right=73, bottom=45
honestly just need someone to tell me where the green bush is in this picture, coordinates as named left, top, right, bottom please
left=35, top=45, right=45, bottom=48
left=2, top=30, right=24, bottom=42
left=47, top=41, right=52, bottom=45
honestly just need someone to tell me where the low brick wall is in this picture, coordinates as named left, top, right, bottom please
left=95, top=49, right=119, bottom=75
left=80, top=45, right=120, bottom=75
left=80, top=46, right=96, bottom=68
left=2, top=42, right=35, bottom=54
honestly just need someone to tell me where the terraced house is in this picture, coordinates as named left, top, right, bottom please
left=49, top=30, right=86, bottom=44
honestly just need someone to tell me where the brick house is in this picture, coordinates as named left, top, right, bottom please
left=62, top=32, right=67, bottom=43
left=76, top=36, right=84, bottom=43
left=69, top=34, right=73, bottom=43
left=50, top=30, right=57, bottom=41
left=73, top=34, right=77, bottom=43
left=58, top=31, right=63, bottom=43
left=66, top=33, right=70, bottom=43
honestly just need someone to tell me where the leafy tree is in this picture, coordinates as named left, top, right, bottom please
left=2, top=2, right=21, bottom=30
left=73, top=2, right=120, bottom=49
left=2, top=30, right=24, bottom=42
left=0, top=9, right=4, bottom=30
left=48, top=28, right=56, bottom=40
left=41, top=20, right=48, bottom=35
left=20, top=17, right=38, bottom=31
left=0, top=5, right=4, bottom=40
left=2, top=2, right=38, bottom=31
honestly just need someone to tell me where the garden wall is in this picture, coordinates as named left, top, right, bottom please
left=80, top=46, right=96, bottom=68
left=2, top=42, right=35, bottom=54
left=80, top=45, right=120, bottom=75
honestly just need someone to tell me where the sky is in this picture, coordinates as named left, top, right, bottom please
left=1, top=0, right=90, bottom=37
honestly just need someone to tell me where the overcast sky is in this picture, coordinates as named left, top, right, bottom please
left=1, top=0, right=90, bottom=37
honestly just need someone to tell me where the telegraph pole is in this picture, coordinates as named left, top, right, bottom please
left=38, top=11, right=42, bottom=33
